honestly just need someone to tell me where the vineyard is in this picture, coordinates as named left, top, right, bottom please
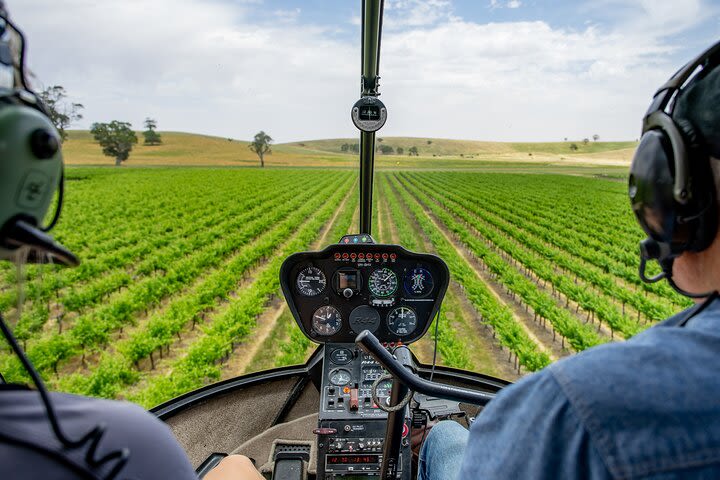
left=0, top=167, right=691, bottom=408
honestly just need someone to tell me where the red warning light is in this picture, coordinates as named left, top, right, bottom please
left=374, top=253, right=381, bottom=259
left=390, top=253, right=397, bottom=260
left=350, top=253, right=357, bottom=260
left=358, top=253, right=365, bottom=259
left=334, top=253, right=341, bottom=260
left=342, top=253, right=349, bottom=259
left=382, top=253, right=388, bottom=260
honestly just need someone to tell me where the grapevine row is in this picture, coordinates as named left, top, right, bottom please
left=386, top=174, right=551, bottom=372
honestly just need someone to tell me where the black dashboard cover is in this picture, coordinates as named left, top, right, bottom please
left=280, top=243, right=449, bottom=344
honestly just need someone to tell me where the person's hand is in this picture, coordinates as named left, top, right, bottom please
left=204, top=455, right=264, bottom=480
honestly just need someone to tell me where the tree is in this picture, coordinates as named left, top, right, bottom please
left=142, top=118, right=162, bottom=146
left=569, top=143, right=579, bottom=151
left=248, top=131, right=272, bottom=167
left=341, top=143, right=350, bottom=152
left=593, top=134, right=600, bottom=142
left=427, top=140, right=432, bottom=145
left=351, top=143, right=360, bottom=153
left=396, top=147, right=404, bottom=155
left=582, top=138, right=590, bottom=145
left=408, top=146, right=419, bottom=156
left=90, top=121, right=138, bottom=166
left=380, top=144, right=394, bottom=154
left=37, top=85, right=84, bottom=142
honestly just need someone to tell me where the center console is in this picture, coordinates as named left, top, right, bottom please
left=280, top=238, right=450, bottom=479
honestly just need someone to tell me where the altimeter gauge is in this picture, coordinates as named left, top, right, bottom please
left=297, top=266, right=326, bottom=297
left=312, top=305, right=342, bottom=336
left=368, top=267, right=398, bottom=298
left=387, top=306, right=418, bottom=336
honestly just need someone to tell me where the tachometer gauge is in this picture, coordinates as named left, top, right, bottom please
left=404, top=267, right=434, bottom=297
left=387, top=306, right=418, bottom=336
left=312, top=306, right=342, bottom=336
left=296, top=266, right=326, bottom=297
left=329, top=368, right=352, bottom=386
left=368, top=267, right=398, bottom=298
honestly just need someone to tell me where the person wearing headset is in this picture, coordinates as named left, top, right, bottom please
left=0, top=5, right=266, bottom=479
left=3, top=1, right=719, bottom=477
left=419, top=40, right=720, bottom=479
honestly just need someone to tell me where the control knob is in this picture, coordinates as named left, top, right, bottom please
left=343, top=288, right=354, bottom=298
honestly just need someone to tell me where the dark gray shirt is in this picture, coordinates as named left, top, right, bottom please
left=0, top=389, right=197, bottom=479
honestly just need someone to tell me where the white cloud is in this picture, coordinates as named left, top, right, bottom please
left=380, top=19, right=677, bottom=141
left=9, top=0, right=359, bottom=142
left=384, top=0, right=455, bottom=28
left=273, top=8, right=301, bottom=23
left=489, top=1, right=523, bottom=10
left=5, top=0, right=715, bottom=143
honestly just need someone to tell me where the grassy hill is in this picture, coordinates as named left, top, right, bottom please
left=63, top=131, right=636, bottom=170
left=287, top=137, right=635, bottom=155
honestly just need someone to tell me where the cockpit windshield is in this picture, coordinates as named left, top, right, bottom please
left=1, top=0, right=712, bottom=414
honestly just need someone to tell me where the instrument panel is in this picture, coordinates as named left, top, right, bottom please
left=280, top=243, right=449, bottom=344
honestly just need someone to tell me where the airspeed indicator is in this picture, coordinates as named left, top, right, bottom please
left=369, top=267, right=398, bottom=298
left=296, top=266, right=326, bottom=297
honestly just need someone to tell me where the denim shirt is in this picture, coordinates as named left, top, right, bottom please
left=460, top=296, right=720, bottom=479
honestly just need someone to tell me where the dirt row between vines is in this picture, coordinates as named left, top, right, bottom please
left=421, top=191, right=621, bottom=343
left=390, top=176, right=572, bottom=364
left=118, top=186, right=355, bottom=397
left=220, top=186, right=356, bottom=379
left=384, top=178, right=520, bottom=380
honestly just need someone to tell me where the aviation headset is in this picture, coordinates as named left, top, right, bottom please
left=0, top=6, right=77, bottom=266
left=0, top=8, right=129, bottom=480
left=629, top=40, right=720, bottom=298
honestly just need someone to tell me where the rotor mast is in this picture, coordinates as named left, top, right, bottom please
left=358, top=0, right=384, bottom=235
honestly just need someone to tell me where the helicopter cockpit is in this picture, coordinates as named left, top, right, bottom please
left=4, top=0, right=717, bottom=479
left=147, top=3, right=511, bottom=478
left=156, top=238, right=502, bottom=480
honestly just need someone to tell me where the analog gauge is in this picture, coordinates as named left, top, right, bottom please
left=296, top=266, right=326, bottom=297
left=387, top=306, right=418, bottom=336
left=404, top=267, right=434, bottom=297
left=368, top=267, right=398, bottom=298
left=372, top=379, right=394, bottom=407
left=329, top=368, right=352, bottom=386
left=330, top=347, right=353, bottom=365
left=312, top=305, right=342, bottom=336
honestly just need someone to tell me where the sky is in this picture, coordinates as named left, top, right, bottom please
left=8, top=0, right=720, bottom=143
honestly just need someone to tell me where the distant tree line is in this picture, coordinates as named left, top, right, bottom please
left=340, top=142, right=420, bottom=156
left=565, top=134, right=600, bottom=152
left=39, top=85, right=164, bottom=166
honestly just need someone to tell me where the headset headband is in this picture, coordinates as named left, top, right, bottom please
left=642, top=40, right=720, bottom=206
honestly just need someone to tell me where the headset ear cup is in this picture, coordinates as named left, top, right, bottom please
left=629, top=130, right=678, bottom=243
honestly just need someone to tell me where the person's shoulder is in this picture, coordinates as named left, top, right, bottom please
left=0, top=390, right=197, bottom=478
left=546, top=311, right=720, bottom=478
left=550, top=302, right=720, bottom=400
